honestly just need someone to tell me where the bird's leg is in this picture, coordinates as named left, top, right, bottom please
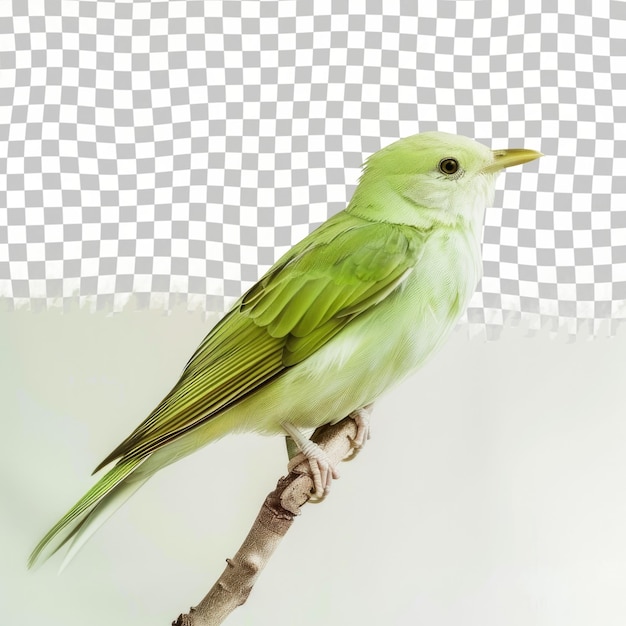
left=281, top=422, right=339, bottom=498
left=349, top=403, right=373, bottom=451
left=284, top=435, right=300, bottom=461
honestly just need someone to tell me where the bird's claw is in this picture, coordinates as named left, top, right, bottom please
left=345, top=404, right=373, bottom=459
left=287, top=445, right=339, bottom=499
left=282, top=407, right=372, bottom=498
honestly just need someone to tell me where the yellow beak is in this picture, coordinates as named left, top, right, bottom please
left=483, top=148, right=543, bottom=174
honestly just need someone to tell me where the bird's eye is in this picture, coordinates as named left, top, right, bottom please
left=438, top=158, right=459, bottom=175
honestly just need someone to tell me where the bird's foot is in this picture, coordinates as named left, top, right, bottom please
left=346, top=403, right=373, bottom=459
left=282, top=422, right=339, bottom=498
left=287, top=445, right=339, bottom=499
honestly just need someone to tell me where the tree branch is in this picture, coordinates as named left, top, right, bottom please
left=172, top=416, right=358, bottom=626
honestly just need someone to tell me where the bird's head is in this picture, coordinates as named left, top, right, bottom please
left=350, top=131, right=542, bottom=229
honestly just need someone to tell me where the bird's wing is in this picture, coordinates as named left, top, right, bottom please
left=94, top=212, right=427, bottom=470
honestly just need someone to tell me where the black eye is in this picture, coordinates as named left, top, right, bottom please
left=438, top=158, right=459, bottom=175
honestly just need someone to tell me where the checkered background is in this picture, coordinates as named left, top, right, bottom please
left=1, top=0, right=625, bottom=337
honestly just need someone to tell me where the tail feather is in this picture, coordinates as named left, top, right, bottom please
left=59, top=471, right=149, bottom=572
left=28, top=457, right=146, bottom=569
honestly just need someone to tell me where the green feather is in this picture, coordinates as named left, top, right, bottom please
left=28, top=458, right=144, bottom=568
left=95, top=213, right=425, bottom=469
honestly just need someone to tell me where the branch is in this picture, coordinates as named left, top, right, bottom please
left=172, top=416, right=358, bottom=626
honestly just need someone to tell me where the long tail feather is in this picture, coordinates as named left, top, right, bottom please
left=28, top=457, right=146, bottom=569
left=59, top=471, right=149, bottom=572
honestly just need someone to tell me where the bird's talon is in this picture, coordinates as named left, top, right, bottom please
left=348, top=404, right=373, bottom=454
left=285, top=443, right=337, bottom=498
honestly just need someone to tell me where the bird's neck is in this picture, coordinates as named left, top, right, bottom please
left=346, top=178, right=487, bottom=237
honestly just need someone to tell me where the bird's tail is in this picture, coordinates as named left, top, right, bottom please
left=28, top=456, right=149, bottom=570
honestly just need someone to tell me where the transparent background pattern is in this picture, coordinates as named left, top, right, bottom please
left=1, top=0, right=625, bottom=336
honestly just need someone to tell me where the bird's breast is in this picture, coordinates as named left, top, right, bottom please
left=408, top=225, right=482, bottom=320
left=373, top=225, right=482, bottom=372
left=301, top=226, right=483, bottom=404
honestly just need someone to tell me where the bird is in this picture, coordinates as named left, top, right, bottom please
left=28, top=131, right=541, bottom=569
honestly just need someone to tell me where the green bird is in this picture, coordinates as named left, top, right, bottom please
left=29, top=131, right=541, bottom=569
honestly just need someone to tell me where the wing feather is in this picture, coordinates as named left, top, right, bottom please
left=94, top=212, right=427, bottom=471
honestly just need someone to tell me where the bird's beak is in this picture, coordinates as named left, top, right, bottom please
left=482, top=148, right=543, bottom=174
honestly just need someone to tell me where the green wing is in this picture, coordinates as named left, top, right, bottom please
left=94, top=212, right=427, bottom=470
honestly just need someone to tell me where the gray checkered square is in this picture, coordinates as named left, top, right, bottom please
left=0, top=0, right=625, bottom=336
